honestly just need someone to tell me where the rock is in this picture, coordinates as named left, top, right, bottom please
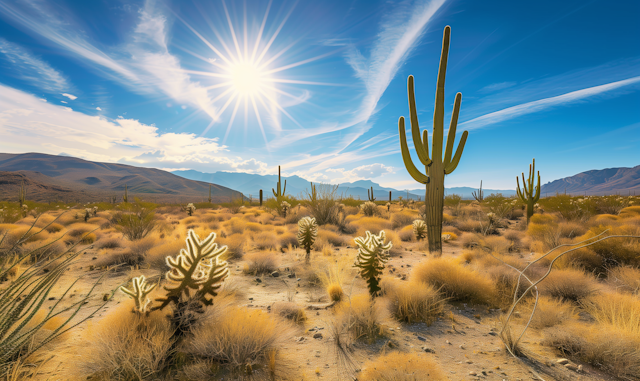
left=466, top=360, right=473, bottom=364
left=578, top=365, right=583, bottom=372
left=255, top=278, right=262, bottom=283
left=459, top=344, right=466, bottom=349
left=556, top=358, right=569, bottom=365
left=422, top=346, right=435, bottom=353
left=417, top=335, right=426, bottom=341
left=313, top=333, right=323, bottom=339
left=288, top=273, right=295, bottom=278
left=469, top=371, right=477, bottom=376
left=271, top=271, right=280, bottom=277
left=102, top=294, right=110, bottom=301
left=565, top=363, right=579, bottom=371
left=445, top=340, right=451, bottom=345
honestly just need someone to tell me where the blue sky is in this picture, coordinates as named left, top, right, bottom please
left=0, top=0, right=638, bottom=190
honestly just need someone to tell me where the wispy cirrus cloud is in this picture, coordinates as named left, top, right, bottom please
left=462, top=75, right=640, bottom=130
left=0, top=0, right=218, bottom=119
left=0, top=38, right=69, bottom=92
left=0, top=83, right=268, bottom=173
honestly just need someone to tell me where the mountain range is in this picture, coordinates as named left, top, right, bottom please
left=540, top=165, right=640, bottom=196
left=0, top=153, right=242, bottom=203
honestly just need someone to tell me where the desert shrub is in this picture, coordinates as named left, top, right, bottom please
left=351, top=216, right=393, bottom=237
left=479, top=235, right=511, bottom=253
left=145, top=239, right=185, bottom=271
left=359, top=201, right=379, bottom=217
left=74, top=304, right=173, bottom=380
left=185, top=304, right=294, bottom=371
left=594, top=196, right=631, bottom=215
left=20, top=237, right=67, bottom=261
left=111, top=207, right=156, bottom=240
left=413, top=257, right=497, bottom=305
left=557, top=221, right=587, bottom=238
left=582, top=292, right=640, bottom=335
left=398, top=225, right=414, bottom=241
left=96, top=236, right=123, bottom=249
left=538, top=268, right=599, bottom=302
left=391, top=210, right=415, bottom=230
left=244, top=251, right=279, bottom=275
left=277, top=232, right=298, bottom=249
left=224, top=218, right=247, bottom=235
left=539, top=194, right=594, bottom=221
left=334, top=294, right=385, bottom=343
left=126, top=236, right=156, bottom=258
left=578, top=225, right=640, bottom=267
left=327, top=283, right=344, bottom=302
left=271, top=302, right=306, bottom=324
left=455, top=219, right=482, bottom=233
left=608, top=266, right=640, bottom=294
left=385, top=280, right=445, bottom=324
left=523, top=296, right=577, bottom=329
left=359, top=351, right=446, bottom=381
left=619, top=205, right=640, bottom=219
left=304, top=183, right=342, bottom=225
left=252, top=232, right=278, bottom=250
left=217, top=233, right=245, bottom=260
left=542, top=322, right=640, bottom=379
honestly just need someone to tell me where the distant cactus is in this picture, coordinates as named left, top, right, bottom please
left=123, top=184, right=129, bottom=203
left=367, top=186, right=376, bottom=202
left=120, top=275, right=156, bottom=314
left=360, top=201, right=378, bottom=217
left=398, top=26, right=468, bottom=255
left=272, top=165, right=286, bottom=199
left=297, top=216, right=318, bottom=263
left=472, top=180, right=484, bottom=202
left=259, top=189, right=263, bottom=206
left=413, top=219, right=427, bottom=241
left=281, top=201, right=291, bottom=218
left=354, top=230, right=392, bottom=297
left=18, top=179, right=26, bottom=207
left=208, top=184, right=212, bottom=203
left=309, top=182, right=318, bottom=203
left=21, top=204, right=28, bottom=218
left=154, top=229, right=229, bottom=311
left=92, top=206, right=98, bottom=216
left=389, top=191, right=392, bottom=203
left=186, top=203, right=196, bottom=216
left=516, top=158, right=541, bottom=225
left=83, top=208, right=92, bottom=222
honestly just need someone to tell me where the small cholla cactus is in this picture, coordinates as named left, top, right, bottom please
left=360, top=201, right=378, bottom=217
left=120, top=275, right=156, bottom=314
left=413, top=219, right=427, bottom=241
left=297, top=216, right=318, bottom=263
left=186, top=203, right=196, bottom=216
left=442, top=234, right=452, bottom=242
left=486, top=212, right=497, bottom=224
left=281, top=201, right=291, bottom=218
left=83, top=208, right=92, bottom=222
left=21, top=204, right=28, bottom=217
left=354, top=231, right=392, bottom=297
left=386, top=202, right=391, bottom=212
left=93, top=206, right=98, bottom=216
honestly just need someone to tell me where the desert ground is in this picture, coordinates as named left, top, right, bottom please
left=0, top=191, right=639, bottom=381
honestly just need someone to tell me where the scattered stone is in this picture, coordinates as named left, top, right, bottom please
left=417, top=335, right=426, bottom=341
left=255, top=278, right=262, bottom=283
left=313, top=333, right=323, bottom=339
left=556, top=358, right=569, bottom=365
left=271, top=271, right=280, bottom=277
left=422, top=346, right=435, bottom=353
left=469, top=371, right=477, bottom=376
left=249, top=297, right=254, bottom=301
left=459, top=344, right=465, bottom=349
left=102, top=294, right=110, bottom=301
left=565, top=363, right=579, bottom=371
left=466, top=360, right=473, bottom=364
left=288, top=273, right=295, bottom=278
left=445, top=340, right=451, bottom=345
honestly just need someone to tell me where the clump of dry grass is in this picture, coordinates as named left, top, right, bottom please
left=252, top=232, right=278, bottom=250
left=244, top=251, right=279, bottom=275
left=582, top=292, right=640, bottom=335
left=359, top=352, right=446, bottom=381
left=522, top=296, right=578, bottom=329
left=455, top=219, right=482, bottom=233
left=73, top=303, right=173, bottom=380
left=184, top=303, right=295, bottom=371
left=538, top=268, right=599, bottom=302
left=126, top=235, right=156, bottom=258
left=96, top=235, right=123, bottom=249
left=384, top=279, right=445, bottom=324
left=334, top=294, right=386, bottom=343
left=398, top=225, right=414, bottom=242
left=218, top=233, right=245, bottom=260
left=413, top=257, right=497, bottom=305
left=271, top=302, right=306, bottom=324
left=390, top=211, right=415, bottom=229
left=608, top=266, right=640, bottom=294
left=278, top=232, right=298, bottom=249
left=327, top=283, right=344, bottom=302
left=145, top=239, right=184, bottom=271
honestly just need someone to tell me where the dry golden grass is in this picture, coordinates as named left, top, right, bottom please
left=224, top=218, right=247, bottom=235
left=334, top=294, right=386, bottom=343
left=278, top=232, right=298, bottom=249
left=252, top=231, right=278, bottom=250
left=96, top=235, right=123, bottom=249
left=455, top=219, right=482, bottom=233
left=359, top=351, right=447, bottom=381
left=619, top=205, right=640, bottom=219
left=185, top=304, right=295, bottom=370
left=608, top=266, right=640, bottom=294
left=582, top=292, right=640, bottom=335
left=244, top=251, right=279, bottom=275
left=73, top=303, right=173, bottom=381
left=522, top=296, right=578, bottom=329
left=316, top=229, right=348, bottom=247
left=390, top=210, right=415, bottom=229
left=20, top=237, right=67, bottom=260
left=218, top=233, right=246, bottom=260
left=126, top=235, right=156, bottom=257
left=413, top=257, right=497, bottom=305
left=542, top=321, right=640, bottom=378
left=538, top=268, right=600, bottom=302
left=398, top=225, right=414, bottom=242
left=271, top=301, right=307, bottom=324
left=327, top=283, right=344, bottom=302
left=350, top=216, right=393, bottom=236
left=384, top=279, right=445, bottom=325
left=578, top=224, right=640, bottom=267
left=145, top=238, right=185, bottom=270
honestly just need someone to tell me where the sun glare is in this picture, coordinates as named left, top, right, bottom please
left=228, top=62, right=267, bottom=96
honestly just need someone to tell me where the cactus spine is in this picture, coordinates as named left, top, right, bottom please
left=353, top=231, right=392, bottom=297
left=297, top=216, right=318, bottom=263
left=123, top=184, right=128, bottom=203
left=472, top=180, right=484, bottom=202
left=367, top=186, right=376, bottom=202
left=516, top=158, right=541, bottom=225
left=18, top=179, right=26, bottom=207
left=272, top=166, right=286, bottom=199
left=398, top=26, right=468, bottom=255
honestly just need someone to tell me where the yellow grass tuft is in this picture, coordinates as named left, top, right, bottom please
left=327, top=283, right=343, bottom=302
left=272, top=302, right=307, bottom=324
left=359, top=352, right=447, bottom=381
left=538, top=267, right=600, bottom=302
left=385, top=279, right=445, bottom=324
left=582, top=292, right=640, bottom=335
left=244, top=251, right=279, bottom=275
left=334, top=294, right=386, bottom=343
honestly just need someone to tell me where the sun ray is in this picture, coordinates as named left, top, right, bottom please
left=257, top=88, right=303, bottom=128
left=222, top=0, right=243, bottom=61
left=250, top=94, right=270, bottom=148
left=203, top=92, right=237, bottom=132
left=255, top=3, right=296, bottom=66
left=243, top=0, right=248, bottom=60
left=223, top=97, right=242, bottom=144
left=263, top=50, right=337, bottom=75
left=251, top=0, right=272, bottom=62
left=172, top=9, right=235, bottom=67
left=254, top=92, right=282, bottom=131
left=265, top=78, right=346, bottom=86
left=210, top=87, right=236, bottom=105
left=195, top=3, right=239, bottom=65
left=203, top=81, right=234, bottom=91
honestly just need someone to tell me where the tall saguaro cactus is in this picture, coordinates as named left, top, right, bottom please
left=18, top=179, right=26, bottom=207
left=272, top=165, right=286, bottom=199
left=208, top=184, right=212, bottom=203
left=398, top=26, right=468, bottom=255
left=516, top=158, right=541, bottom=225
left=472, top=180, right=484, bottom=202
left=367, top=186, right=376, bottom=202
left=259, top=189, right=263, bottom=206
left=123, top=184, right=129, bottom=203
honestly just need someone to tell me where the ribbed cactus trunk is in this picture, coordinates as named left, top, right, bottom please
left=425, top=163, right=444, bottom=253
left=389, top=191, right=392, bottom=203
left=259, top=189, right=263, bottom=206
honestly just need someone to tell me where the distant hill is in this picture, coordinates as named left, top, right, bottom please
left=0, top=153, right=243, bottom=203
left=172, top=169, right=517, bottom=201
left=540, top=165, right=640, bottom=196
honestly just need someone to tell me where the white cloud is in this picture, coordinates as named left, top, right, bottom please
left=326, top=163, right=395, bottom=182
left=0, top=83, right=264, bottom=173
left=462, top=76, right=640, bottom=130
left=96, top=107, right=101, bottom=110
left=0, top=38, right=69, bottom=92
left=61, top=93, right=77, bottom=100
left=60, top=100, right=67, bottom=104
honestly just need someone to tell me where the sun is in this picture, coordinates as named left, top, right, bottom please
left=227, top=62, right=268, bottom=96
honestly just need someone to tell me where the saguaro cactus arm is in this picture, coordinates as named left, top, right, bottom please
left=516, top=159, right=541, bottom=203
left=398, top=117, right=430, bottom=184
